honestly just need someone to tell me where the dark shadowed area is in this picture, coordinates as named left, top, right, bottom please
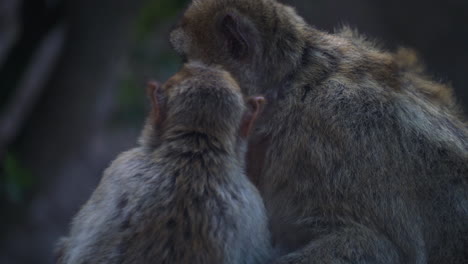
left=0, top=0, right=466, bottom=263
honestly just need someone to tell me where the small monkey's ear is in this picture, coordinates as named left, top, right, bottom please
left=240, top=96, right=265, bottom=138
left=219, top=12, right=255, bottom=60
left=147, top=81, right=165, bottom=126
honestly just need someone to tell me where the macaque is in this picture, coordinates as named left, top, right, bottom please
left=56, top=62, right=274, bottom=264
left=170, top=0, right=468, bottom=263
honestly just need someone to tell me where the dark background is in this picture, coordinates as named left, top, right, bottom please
left=0, top=0, right=467, bottom=263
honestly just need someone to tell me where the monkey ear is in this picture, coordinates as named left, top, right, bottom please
left=147, top=81, right=165, bottom=126
left=219, top=12, right=254, bottom=60
left=240, top=96, right=265, bottom=138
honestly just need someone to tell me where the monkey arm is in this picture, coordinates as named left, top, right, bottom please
left=272, top=223, right=403, bottom=264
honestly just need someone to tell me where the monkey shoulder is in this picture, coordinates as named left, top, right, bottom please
left=60, top=148, right=166, bottom=261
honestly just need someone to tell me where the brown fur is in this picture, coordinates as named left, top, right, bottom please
left=171, top=0, right=468, bottom=263
left=56, top=62, right=274, bottom=264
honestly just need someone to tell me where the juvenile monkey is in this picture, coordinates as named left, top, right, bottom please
left=171, top=0, right=468, bottom=263
left=56, top=62, right=273, bottom=264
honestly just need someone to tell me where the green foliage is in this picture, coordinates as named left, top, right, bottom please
left=114, top=72, right=147, bottom=124
left=1, top=153, right=35, bottom=204
left=114, top=0, right=187, bottom=127
left=136, top=0, right=189, bottom=41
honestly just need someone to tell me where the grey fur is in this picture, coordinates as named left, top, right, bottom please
left=56, top=63, right=274, bottom=264
left=171, top=0, right=468, bottom=263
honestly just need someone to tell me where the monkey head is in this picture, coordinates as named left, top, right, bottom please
left=170, top=0, right=306, bottom=96
left=142, top=62, right=264, bottom=153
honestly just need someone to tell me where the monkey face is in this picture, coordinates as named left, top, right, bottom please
left=169, top=0, right=271, bottom=96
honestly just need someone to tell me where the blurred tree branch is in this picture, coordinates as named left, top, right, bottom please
left=0, top=25, right=66, bottom=159
left=0, top=0, right=20, bottom=66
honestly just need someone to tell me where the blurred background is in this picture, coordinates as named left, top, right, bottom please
left=0, top=0, right=466, bottom=263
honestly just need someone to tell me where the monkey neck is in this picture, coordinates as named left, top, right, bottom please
left=167, top=127, right=237, bottom=150
left=138, top=118, right=242, bottom=156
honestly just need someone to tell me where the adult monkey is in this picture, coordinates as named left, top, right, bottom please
left=170, top=0, right=468, bottom=263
